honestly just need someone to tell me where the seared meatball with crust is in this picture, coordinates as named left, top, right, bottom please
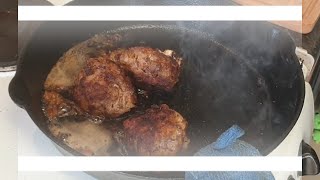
left=109, top=47, right=182, bottom=91
left=123, top=104, right=189, bottom=156
left=73, top=57, right=137, bottom=118
left=43, top=91, right=83, bottom=120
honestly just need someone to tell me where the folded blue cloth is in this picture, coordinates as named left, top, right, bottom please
left=185, top=125, right=275, bottom=180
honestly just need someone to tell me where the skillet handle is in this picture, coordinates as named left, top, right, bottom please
left=8, top=74, right=30, bottom=108
left=302, top=141, right=320, bottom=175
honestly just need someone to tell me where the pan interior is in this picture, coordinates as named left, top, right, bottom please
left=19, top=23, right=304, bottom=179
left=107, top=26, right=274, bottom=154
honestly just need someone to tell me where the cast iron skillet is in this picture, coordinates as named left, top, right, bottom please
left=10, top=21, right=306, bottom=179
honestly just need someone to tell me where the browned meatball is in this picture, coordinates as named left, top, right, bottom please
left=42, top=91, right=83, bottom=121
left=123, top=104, right=189, bottom=156
left=73, top=57, right=137, bottom=118
left=109, top=47, right=182, bottom=91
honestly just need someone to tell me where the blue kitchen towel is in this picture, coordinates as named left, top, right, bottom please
left=185, top=125, right=275, bottom=180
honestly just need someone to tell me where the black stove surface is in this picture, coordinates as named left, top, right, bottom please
left=0, top=10, right=17, bottom=71
left=0, top=0, right=17, bottom=11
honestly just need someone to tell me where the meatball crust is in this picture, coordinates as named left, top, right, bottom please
left=123, top=104, right=189, bottom=156
left=42, top=91, right=83, bottom=120
left=73, top=57, right=137, bottom=118
left=109, top=47, right=182, bottom=91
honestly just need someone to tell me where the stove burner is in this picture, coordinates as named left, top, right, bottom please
left=0, top=10, right=17, bottom=72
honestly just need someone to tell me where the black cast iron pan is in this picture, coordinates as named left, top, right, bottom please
left=9, top=21, right=308, bottom=179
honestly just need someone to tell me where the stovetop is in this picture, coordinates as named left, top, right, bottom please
left=0, top=73, right=94, bottom=180
left=9, top=1, right=320, bottom=179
